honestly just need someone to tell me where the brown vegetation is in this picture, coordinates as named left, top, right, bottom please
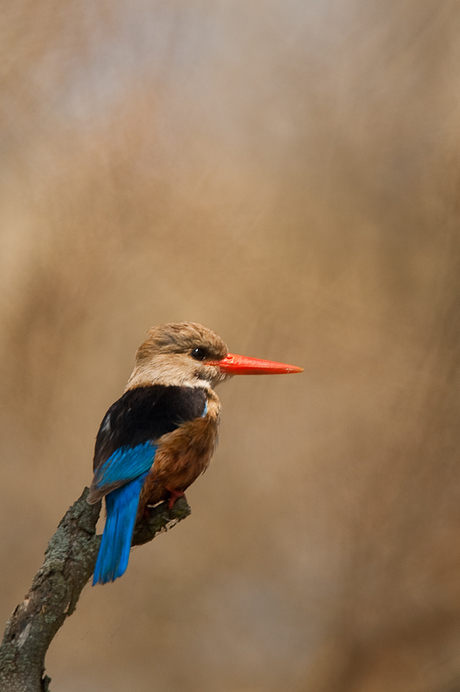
left=1, top=2, right=460, bottom=690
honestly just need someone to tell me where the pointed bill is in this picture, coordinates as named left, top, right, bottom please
left=209, top=353, right=303, bottom=375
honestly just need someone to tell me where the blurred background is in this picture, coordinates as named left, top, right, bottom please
left=1, top=1, right=460, bottom=690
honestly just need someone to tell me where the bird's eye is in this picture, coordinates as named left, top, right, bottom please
left=191, top=347, right=208, bottom=361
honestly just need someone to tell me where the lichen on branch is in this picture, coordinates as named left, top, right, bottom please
left=0, top=488, right=190, bottom=692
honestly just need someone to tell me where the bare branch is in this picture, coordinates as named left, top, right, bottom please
left=0, top=488, right=191, bottom=692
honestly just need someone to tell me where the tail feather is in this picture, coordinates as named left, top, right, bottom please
left=93, top=473, right=148, bottom=585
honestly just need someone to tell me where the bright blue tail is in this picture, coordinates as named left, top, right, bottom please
left=93, top=472, right=148, bottom=585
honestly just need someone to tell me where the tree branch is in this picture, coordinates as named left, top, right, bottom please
left=0, top=487, right=191, bottom=692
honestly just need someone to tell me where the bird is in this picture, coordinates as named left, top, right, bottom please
left=88, top=322, right=302, bottom=585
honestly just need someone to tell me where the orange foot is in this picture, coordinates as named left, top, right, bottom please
left=167, top=488, right=185, bottom=510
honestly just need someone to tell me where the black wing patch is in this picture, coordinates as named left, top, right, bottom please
left=93, top=385, right=207, bottom=471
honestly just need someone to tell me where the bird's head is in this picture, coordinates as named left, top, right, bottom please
left=126, top=322, right=303, bottom=391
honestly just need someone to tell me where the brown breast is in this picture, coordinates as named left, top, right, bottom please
left=138, top=391, right=221, bottom=511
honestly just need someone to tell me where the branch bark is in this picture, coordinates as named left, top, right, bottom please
left=0, top=488, right=191, bottom=692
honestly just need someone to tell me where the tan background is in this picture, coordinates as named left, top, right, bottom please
left=1, top=2, right=460, bottom=691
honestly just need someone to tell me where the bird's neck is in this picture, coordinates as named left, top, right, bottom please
left=125, top=365, right=212, bottom=392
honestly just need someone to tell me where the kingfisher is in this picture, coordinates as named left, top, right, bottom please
left=88, top=322, right=302, bottom=585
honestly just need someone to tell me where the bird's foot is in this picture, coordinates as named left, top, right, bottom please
left=167, top=488, right=185, bottom=510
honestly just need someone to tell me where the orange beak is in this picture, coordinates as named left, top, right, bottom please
left=209, top=353, right=303, bottom=375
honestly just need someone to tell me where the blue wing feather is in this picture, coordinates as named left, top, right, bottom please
left=93, top=441, right=157, bottom=490
left=92, top=442, right=157, bottom=585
